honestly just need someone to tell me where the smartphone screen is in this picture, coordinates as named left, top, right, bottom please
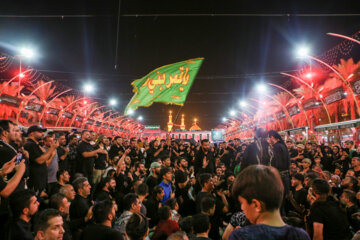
left=16, top=153, right=22, bottom=164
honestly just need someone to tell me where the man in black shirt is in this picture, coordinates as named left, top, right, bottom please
left=145, top=161, right=161, bottom=194
left=144, top=186, right=164, bottom=228
left=81, top=200, right=122, bottom=240
left=57, top=134, right=69, bottom=171
left=76, top=130, right=107, bottom=185
left=49, top=169, right=70, bottom=197
left=286, top=140, right=299, bottom=160
left=109, top=136, right=125, bottom=160
left=194, top=139, right=215, bottom=175
left=8, top=190, right=39, bottom=240
left=69, top=177, right=93, bottom=237
left=288, top=173, right=307, bottom=215
left=24, top=125, right=58, bottom=195
left=95, top=176, right=116, bottom=202
left=128, top=138, right=143, bottom=164
left=308, top=178, right=350, bottom=240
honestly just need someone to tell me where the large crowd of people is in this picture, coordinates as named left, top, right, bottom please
left=0, top=119, right=360, bottom=239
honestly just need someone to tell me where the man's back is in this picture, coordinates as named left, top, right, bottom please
left=229, top=224, right=310, bottom=240
left=309, top=197, right=350, bottom=240
left=81, top=223, right=123, bottom=240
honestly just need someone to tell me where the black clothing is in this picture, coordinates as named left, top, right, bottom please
left=8, top=218, right=33, bottom=240
left=144, top=196, right=161, bottom=228
left=270, top=141, right=290, bottom=172
left=145, top=147, right=158, bottom=168
left=81, top=224, right=123, bottom=240
left=24, top=138, right=48, bottom=193
left=241, top=140, right=271, bottom=171
left=94, top=145, right=107, bottom=170
left=128, top=148, right=143, bottom=164
left=289, top=148, right=298, bottom=159
left=175, top=169, right=189, bottom=199
left=69, top=194, right=92, bottom=232
left=95, top=190, right=112, bottom=202
left=63, top=218, right=72, bottom=240
left=57, top=146, right=68, bottom=171
left=115, top=172, right=131, bottom=195
left=49, top=182, right=63, bottom=197
left=76, top=141, right=95, bottom=180
left=194, top=148, right=215, bottom=175
left=145, top=175, right=160, bottom=194
left=108, top=144, right=124, bottom=159
left=309, top=197, right=350, bottom=240
left=346, top=205, right=360, bottom=232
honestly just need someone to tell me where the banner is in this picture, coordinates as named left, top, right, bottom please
left=124, top=58, right=204, bottom=115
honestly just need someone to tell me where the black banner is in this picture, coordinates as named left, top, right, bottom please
left=275, top=111, right=285, bottom=119
left=324, top=87, right=345, bottom=105
left=75, top=116, right=83, bottom=122
left=287, top=105, right=300, bottom=116
left=62, top=112, right=73, bottom=119
left=303, top=98, right=321, bottom=110
left=351, top=79, right=360, bottom=95
left=86, top=119, right=94, bottom=125
left=47, top=107, right=60, bottom=115
left=95, top=121, right=102, bottom=127
left=25, top=102, right=44, bottom=112
left=0, top=94, right=21, bottom=107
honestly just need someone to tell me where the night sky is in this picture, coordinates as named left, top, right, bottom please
left=0, top=0, right=359, bottom=130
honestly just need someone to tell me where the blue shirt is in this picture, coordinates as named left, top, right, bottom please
left=159, top=180, right=172, bottom=204
left=229, top=224, right=310, bottom=240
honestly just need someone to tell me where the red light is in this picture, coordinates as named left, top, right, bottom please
left=83, top=100, right=88, bottom=104
left=319, top=94, right=323, bottom=99
left=19, top=73, right=25, bottom=78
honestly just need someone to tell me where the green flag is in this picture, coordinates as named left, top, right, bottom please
left=124, top=57, right=204, bottom=115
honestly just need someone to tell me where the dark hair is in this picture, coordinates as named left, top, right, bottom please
left=34, top=209, right=62, bottom=233
left=311, top=178, right=330, bottom=195
left=136, top=183, right=149, bottom=196
left=9, top=189, right=36, bottom=218
left=179, top=216, right=193, bottom=235
left=56, top=169, right=68, bottom=181
left=343, top=190, right=357, bottom=204
left=198, top=173, right=212, bottom=188
left=200, top=196, right=215, bottom=213
left=292, top=173, right=304, bottom=184
left=0, top=119, right=14, bottom=135
left=232, top=165, right=284, bottom=211
left=153, top=186, right=164, bottom=196
left=72, top=177, right=88, bottom=193
left=81, top=130, right=89, bottom=136
left=165, top=198, right=178, bottom=210
left=93, top=200, right=114, bottom=224
left=201, top=139, right=209, bottom=145
left=346, top=176, right=358, bottom=189
left=68, top=134, right=77, bottom=141
left=114, top=136, right=121, bottom=141
left=192, top=213, right=210, bottom=234
left=126, top=213, right=149, bottom=240
left=254, top=128, right=268, bottom=139
left=49, top=193, right=67, bottom=210
left=123, top=193, right=138, bottom=211
left=161, top=156, right=170, bottom=162
left=159, top=167, right=171, bottom=177
left=158, top=205, right=171, bottom=220
left=268, top=130, right=282, bottom=141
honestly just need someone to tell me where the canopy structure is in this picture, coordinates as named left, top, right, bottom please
left=315, top=119, right=360, bottom=131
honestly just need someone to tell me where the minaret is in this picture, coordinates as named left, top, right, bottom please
left=167, top=110, right=173, bottom=132
left=180, top=114, right=186, bottom=130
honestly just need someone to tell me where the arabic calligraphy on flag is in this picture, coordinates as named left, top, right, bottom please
left=124, top=58, right=204, bottom=115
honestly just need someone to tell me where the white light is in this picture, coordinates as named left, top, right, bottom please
left=137, top=116, right=143, bottom=121
left=222, top=117, right=227, bottom=122
left=229, top=110, right=236, bottom=116
left=296, top=45, right=310, bottom=58
left=83, top=83, right=95, bottom=93
left=239, top=100, right=247, bottom=107
left=257, top=84, right=267, bottom=93
left=20, top=47, right=35, bottom=58
left=109, top=99, right=117, bottom=106
left=127, top=109, right=134, bottom=115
